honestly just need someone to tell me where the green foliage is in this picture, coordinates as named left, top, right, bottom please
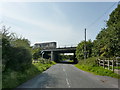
left=58, top=54, right=74, bottom=62
left=75, top=57, right=120, bottom=79
left=2, top=27, right=12, bottom=71
left=2, top=36, right=11, bottom=71
left=50, top=61, right=56, bottom=65
left=2, top=26, right=32, bottom=71
left=2, top=61, right=55, bottom=88
left=76, top=41, right=84, bottom=60
left=75, top=64, right=120, bottom=79
left=75, top=5, right=120, bottom=79
left=32, top=48, right=41, bottom=60
left=77, top=57, right=97, bottom=67
left=76, top=40, right=93, bottom=60
left=92, top=5, right=120, bottom=58
left=6, top=47, right=32, bottom=71
left=33, top=58, right=56, bottom=65
left=107, top=5, right=120, bottom=27
left=11, top=38, right=31, bottom=50
left=2, top=26, right=56, bottom=88
left=110, top=66, right=120, bottom=69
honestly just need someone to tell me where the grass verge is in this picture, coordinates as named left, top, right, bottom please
left=75, top=57, right=120, bottom=79
left=110, top=66, right=120, bottom=69
left=2, top=61, right=56, bottom=88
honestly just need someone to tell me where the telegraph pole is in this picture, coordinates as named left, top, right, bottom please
left=84, top=28, right=87, bottom=60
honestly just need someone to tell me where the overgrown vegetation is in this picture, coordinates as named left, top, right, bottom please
left=1, top=26, right=56, bottom=88
left=32, top=48, right=41, bottom=60
left=2, top=26, right=32, bottom=72
left=75, top=57, right=120, bottom=79
left=93, top=4, right=120, bottom=58
left=2, top=61, right=56, bottom=88
left=76, top=4, right=120, bottom=59
left=76, top=40, right=93, bottom=59
left=75, top=5, right=120, bottom=78
left=57, top=54, right=74, bottom=62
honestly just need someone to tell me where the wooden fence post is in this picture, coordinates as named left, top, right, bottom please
left=97, top=59, right=99, bottom=66
left=108, top=60, right=110, bottom=70
left=103, top=60, right=105, bottom=68
left=99, top=59, right=100, bottom=66
left=112, top=60, right=114, bottom=72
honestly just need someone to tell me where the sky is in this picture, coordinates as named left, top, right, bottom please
left=0, top=1, right=119, bottom=47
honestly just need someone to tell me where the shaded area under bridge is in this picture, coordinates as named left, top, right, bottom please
left=41, top=46, right=78, bottom=63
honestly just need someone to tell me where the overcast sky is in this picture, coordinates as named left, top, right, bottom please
left=0, top=2, right=118, bottom=47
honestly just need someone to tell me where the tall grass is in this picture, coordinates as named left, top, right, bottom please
left=2, top=61, right=56, bottom=88
left=75, top=57, right=120, bottom=79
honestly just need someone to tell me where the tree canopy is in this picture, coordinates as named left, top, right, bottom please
left=2, top=26, right=32, bottom=71
left=76, top=40, right=93, bottom=60
left=93, top=4, right=120, bottom=58
left=76, top=4, right=120, bottom=60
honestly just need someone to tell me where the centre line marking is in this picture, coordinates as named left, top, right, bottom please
left=63, top=67, right=71, bottom=88
left=63, top=68, right=65, bottom=72
left=66, top=78, right=70, bottom=88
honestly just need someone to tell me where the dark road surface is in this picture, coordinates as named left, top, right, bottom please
left=17, top=64, right=119, bottom=88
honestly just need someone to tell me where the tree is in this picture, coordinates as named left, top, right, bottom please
left=2, top=26, right=12, bottom=71
left=11, top=38, right=31, bottom=49
left=2, top=26, right=32, bottom=71
left=32, top=48, right=41, bottom=60
left=93, top=4, right=120, bottom=58
left=76, top=40, right=93, bottom=60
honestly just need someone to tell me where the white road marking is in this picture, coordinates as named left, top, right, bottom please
left=63, top=67, right=71, bottom=88
left=63, top=68, right=65, bottom=72
left=66, top=78, right=70, bottom=88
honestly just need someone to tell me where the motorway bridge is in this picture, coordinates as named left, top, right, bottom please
left=41, top=46, right=77, bottom=63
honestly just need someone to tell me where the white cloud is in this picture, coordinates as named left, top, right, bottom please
left=1, top=3, right=83, bottom=46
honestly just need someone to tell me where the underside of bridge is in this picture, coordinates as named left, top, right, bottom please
left=42, top=47, right=78, bottom=64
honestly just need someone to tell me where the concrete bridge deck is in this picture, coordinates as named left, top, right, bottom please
left=42, top=47, right=76, bottom=53
left=41, top=47, right=77, bottom=63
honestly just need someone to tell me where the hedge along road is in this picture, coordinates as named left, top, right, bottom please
left=17, top=63, right=119, bottom=88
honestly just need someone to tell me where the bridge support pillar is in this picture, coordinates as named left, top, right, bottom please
left=74, top=52, right=78, bottom=64
left=51, top=51, right=58, bottom=61
left=51, top=51, right=55, bottom=61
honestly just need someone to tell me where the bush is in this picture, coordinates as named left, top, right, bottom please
left=2, top=61, right=55, bottom=88
left=76, top=40, right=93, bottom=60
left=2, top=36, right=11, bottom=71
left=6, top=46, right=32, bottom=71
left=2, top=26, right=32, bottom=72
left=78, top=57, right=98, bottom=67
left=32, top=48, right=41, bottom=60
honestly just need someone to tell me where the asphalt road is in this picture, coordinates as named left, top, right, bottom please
left=17, top=64, right=119, bottom=88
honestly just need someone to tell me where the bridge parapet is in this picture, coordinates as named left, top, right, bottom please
left=58, top=45, right=77, bottom=48
left=42, top=47, right=76, bottom=52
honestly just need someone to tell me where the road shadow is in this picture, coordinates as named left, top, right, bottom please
left=56, top=60, right=77, bottom=64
